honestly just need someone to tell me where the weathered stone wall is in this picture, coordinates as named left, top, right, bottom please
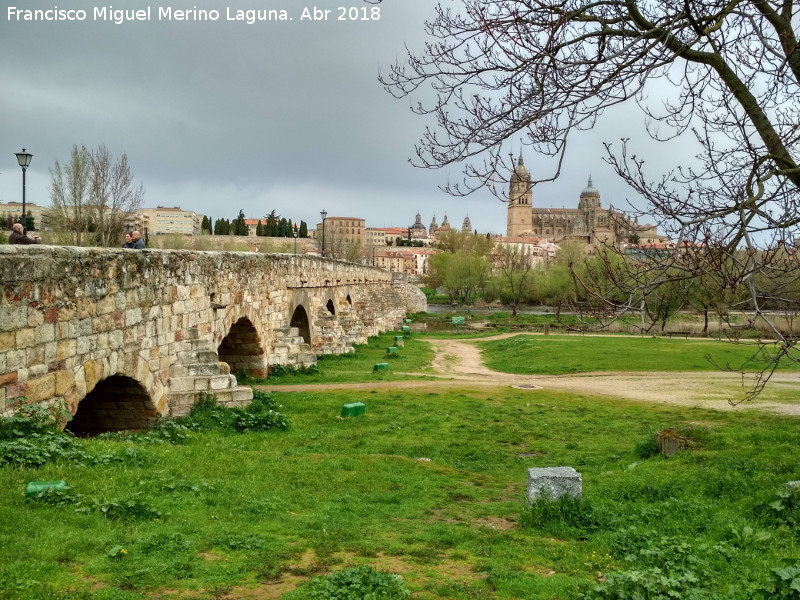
left=0, top=246, right=423, bottom=423
left=392, top=273, right=428, bottom=313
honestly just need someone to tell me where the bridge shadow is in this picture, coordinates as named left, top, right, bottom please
left=290, top=305, right=311, bottom=345
left=65, top=375, right=159, bottom=437
left=218, top=317, right=267, bottom=378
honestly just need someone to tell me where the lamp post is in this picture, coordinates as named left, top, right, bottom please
left=14, top=148, right=33, bottom=234
left=320, top=209, right=327, bottom=257
left=293, top=226, right=298, bottom=255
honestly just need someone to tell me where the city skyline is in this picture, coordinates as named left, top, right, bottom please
left=1, top=1, right=695, bottom=238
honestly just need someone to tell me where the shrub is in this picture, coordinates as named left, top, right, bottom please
left=754, top=562, right=800, bottom=600
left=0, top=399, right=71, bottom=440
left=762, top=487, right=800, bottom=529
left=584, top=527, right=733, bottom=599
left=634, top=430, right=660, bottom=459
left=186, top=391, right=289, bottom=433
left=518, top=495, right=600, bottom=538
left=288, top=565, right=411, bottom=600
left=268, top=364, right=320, bottom=378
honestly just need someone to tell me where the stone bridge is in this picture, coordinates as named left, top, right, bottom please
left=0, top=246, right=426, bottom=435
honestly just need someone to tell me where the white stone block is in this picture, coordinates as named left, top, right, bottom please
left=527, top=467, right=582, bottom=503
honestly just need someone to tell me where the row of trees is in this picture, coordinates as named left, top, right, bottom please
left=3, top=214, right=34, bottom=232
left=49, top=144, right=145, bottom=246
left=201, top=210, right=309, bottom=238
left=426, top=231, right=800, bottom=340
left=425, top=231, right=581, bottom=314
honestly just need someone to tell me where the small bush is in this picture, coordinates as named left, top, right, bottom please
left=29, top=487, right=162, bottom=522
left=754, top=562, right=800, bottom=600
left=288, top=565, right=411, bottom=600
left=0, top=431, right=89, bottom=468
left=268, top=364, right=320, bottom=378
left=762, top=487, right=800, bottom=529
left=518, top=495, right=600, bottom=537
left=634, top=430, right=660, bottom=459
left=186, top=391, right=289, bottom=433
left=584, top=527, right=730, bottom=599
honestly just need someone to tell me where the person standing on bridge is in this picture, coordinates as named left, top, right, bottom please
left=122, top=233, right=133, bottom=248
left=130, top=230, right=146, bottom=249
left=9, top=223, right=41, bottom=245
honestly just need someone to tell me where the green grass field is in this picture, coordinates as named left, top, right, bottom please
left=478, top=334, right=800, bottom=375
left=243, top=331, right=436, bottom=385
left=2, top=332, right=800, bottom=599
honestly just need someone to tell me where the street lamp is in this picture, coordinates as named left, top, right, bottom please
left=293, top=226, right=298, bottom=255
left=320, top=209, right=327, bottom=257
left=14, top=148, right=33, bottom=234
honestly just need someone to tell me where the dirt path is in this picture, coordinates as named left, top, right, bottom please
left=256, top=333, right=800, bottom=415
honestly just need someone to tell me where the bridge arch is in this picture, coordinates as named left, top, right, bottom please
left=290, top=304, right=312, bottom=345
left=65, top=375, right=158, bottom=437
left=218, top=317, right=267, bottom=377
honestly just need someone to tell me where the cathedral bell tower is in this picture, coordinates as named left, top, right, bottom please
left=507, top=154, right=532, bottom=237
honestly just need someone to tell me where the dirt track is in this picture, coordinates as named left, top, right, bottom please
left=256, top=333, right=800, bottom=415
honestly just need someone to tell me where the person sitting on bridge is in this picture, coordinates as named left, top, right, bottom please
left=130, top=230, right=146, bottom=249
left=9, top=223, right=41, bottom=245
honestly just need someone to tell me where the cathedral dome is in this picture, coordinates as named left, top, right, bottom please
left=580, top=176, right=600, bottom=197
left=410, top=211, right=427, bottom=236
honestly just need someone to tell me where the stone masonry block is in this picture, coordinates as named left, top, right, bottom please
left=527, top=467, right=582, bottom=503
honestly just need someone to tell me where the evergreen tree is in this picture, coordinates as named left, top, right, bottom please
left=264, top=209, right=279, bottom=237
left=278, top=218, right=289, bottom=237
left=214, top=219, right=230, bottom=235
left=256, top=220, right=264, bottom=236
left=287, top=219, right=293, bottom=237
left=233, top=209, right=247, bottom=236
left=201, top=215, right=210, bottom=234
left=299, top=221, right=308, bottom=238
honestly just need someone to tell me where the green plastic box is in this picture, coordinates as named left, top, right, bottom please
left=387, top=346, right=398, bottom=355
left=404, top=319, right=412, bottom=324
left=25, top=480, right=67, bottom=498
left=373, top=362, right=389, bottom=372
left=341, top=402, right=366, bottom=417
left=394, top=335, right=404, bottom=342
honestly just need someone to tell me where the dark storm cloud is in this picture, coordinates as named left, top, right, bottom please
left=1, top=1, right=686, bottom=233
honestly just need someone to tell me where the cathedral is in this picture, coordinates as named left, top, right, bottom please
left=506, top=155, right=667, bottom=246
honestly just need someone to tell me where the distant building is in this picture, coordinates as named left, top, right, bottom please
left=492, top=235, right=559, bottom=268
left=366, top=227, right=408, bottom=247
left=136, top=206, right=202, bottom=236
left=506, top=154, right=668, bottom=246
left=373, top=247, right=436, bottom=275
left=316, top=216, right=366, bottom=259
left=0, top=201, right=48, bottom=230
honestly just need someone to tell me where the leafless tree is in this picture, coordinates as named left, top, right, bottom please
left=383, top=1, right=800, bottom=401
left=49, top=145, right=92, bottom=246
left=49, top=144, right=145, bottom=247
left=90, top=145, right=145, bottom=247
left=493, top=243, right=536, bottom=316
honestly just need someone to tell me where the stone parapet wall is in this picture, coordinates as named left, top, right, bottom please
left=0, top=246, right=422, bottom=422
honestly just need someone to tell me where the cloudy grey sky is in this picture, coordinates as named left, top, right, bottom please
left=1, top=0, right=684, bottom=235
